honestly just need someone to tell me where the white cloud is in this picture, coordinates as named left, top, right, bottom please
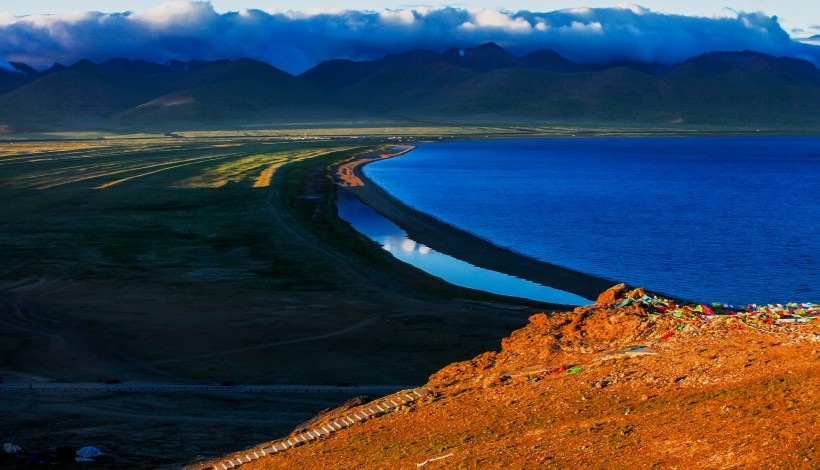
left=135, top=0, right=214, bottom=31
left=463, top=9, right=530, bottom=32
left=0, top=2, right=816, bottom=74
left=615, top=4, right=650, bottom=16
left=563, top=20, right=603, bottom=34
left=379, top=9, right=416, bottom=25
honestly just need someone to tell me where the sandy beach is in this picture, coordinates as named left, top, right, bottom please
left=339, top=146, right=616, bottom=303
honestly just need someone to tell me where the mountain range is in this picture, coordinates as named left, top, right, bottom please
left=1, top=43, right=819, bottom=131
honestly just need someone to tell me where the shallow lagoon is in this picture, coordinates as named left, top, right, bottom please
left=336, top=190, right=591, bottom=305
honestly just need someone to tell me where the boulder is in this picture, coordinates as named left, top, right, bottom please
left=596, top=283, right=630, bottom=306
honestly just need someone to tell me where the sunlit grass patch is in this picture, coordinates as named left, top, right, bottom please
left=178, top=153, right=288, bottom=189
left=0, top=124, right=594, bottom=190
left=0, top=138, right=190, bottom=189
left=0, top=141, right=109, bottom=158
left=179, top=147, right=357, bottom=188
left=0, top=139, right=271, bottom=189
left=253, top=165, right=277, bottom=188
left=93, top=153, right=242, bottom=189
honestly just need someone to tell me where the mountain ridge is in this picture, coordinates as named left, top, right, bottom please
left=1, top=44, right=819, bottom=131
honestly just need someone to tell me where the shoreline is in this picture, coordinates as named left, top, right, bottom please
left=340, top=145, right=616, bottom=302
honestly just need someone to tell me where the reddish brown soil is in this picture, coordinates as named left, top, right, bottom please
left=228, top=289, right=819, bottom=469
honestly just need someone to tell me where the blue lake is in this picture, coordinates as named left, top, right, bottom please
left=363, top=137, right=820, bottom=305
left=336, top=191, right=591, bottom=305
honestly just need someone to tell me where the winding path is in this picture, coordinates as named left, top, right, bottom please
left=196, top=387, right=431, bottom=470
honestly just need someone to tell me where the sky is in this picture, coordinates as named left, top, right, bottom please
left=1, top=1, right=818, bottom=74
left=4, top=0, right=818, bottom=35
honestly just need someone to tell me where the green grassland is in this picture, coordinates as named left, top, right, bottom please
left=0, top=128, right=544, bottom=465
left=1, top=137, right=341, bottom=276
left=0, top=128, right=555, bottom=387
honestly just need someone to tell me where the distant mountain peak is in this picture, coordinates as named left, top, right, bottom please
left=69, top=58, right=96, bottom=70
left=9, top=62, right=37, bottom=76
left=669, top=50, right=820, bottom=83
left=521, top=49, right=589, bottom=73
left=470, top=41, right=505, bottom=52
left=445, top=42, right=523, bottom=72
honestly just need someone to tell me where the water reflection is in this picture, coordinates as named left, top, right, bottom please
left=336, top=191, right=591, bottom=305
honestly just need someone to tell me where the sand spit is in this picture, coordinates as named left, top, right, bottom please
left=336, top=145, right=416, bottom=188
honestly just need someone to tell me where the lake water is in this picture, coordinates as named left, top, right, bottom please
left=336, top=191, right=591, bottom=305
left=363, top=137, right=820, bottom=305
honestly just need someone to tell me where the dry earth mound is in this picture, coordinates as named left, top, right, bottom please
left=200, top=286, right=818, bottom=469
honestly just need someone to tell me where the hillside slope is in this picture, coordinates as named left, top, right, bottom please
left=1, top=45, right=819, bottom=131
left=204, top=286, right=819, bottom=469
left=115, top=58, right=327, bottom=122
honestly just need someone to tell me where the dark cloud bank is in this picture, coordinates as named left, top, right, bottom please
left=1, top=1, right=818, bottom=73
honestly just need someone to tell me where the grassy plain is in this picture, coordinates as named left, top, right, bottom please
left=0, top=127, right=557, bottom=466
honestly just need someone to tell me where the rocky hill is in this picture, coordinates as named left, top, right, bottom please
left=198, top=285, right=818, bottom=469
left=1, top=44, right=819, bottom=131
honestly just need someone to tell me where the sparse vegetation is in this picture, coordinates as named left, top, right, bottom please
left=0, top=127, right=551, bottom=466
